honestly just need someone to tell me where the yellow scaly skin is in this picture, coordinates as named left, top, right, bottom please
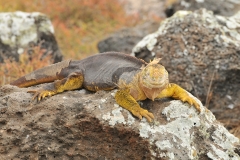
left=28, top=73, right=84, bottom=101
left=114, top=58, right=200, bottom=122
left=28, top=58, right=200, bottom=123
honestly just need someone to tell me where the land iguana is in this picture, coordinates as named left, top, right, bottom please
left=11, top=52, right=201, bottom=122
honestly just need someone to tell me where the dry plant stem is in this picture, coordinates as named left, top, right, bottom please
left=205, top=70, right=216, bottom=108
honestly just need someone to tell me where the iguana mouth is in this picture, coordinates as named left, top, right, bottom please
left=138, top=63, right=169, bottom=100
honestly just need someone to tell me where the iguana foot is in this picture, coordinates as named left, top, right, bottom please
left=131, top=108, right=154, bottom=122
left=181, top=95, right=201, bottom=113
left=28, top=90, right=56, bottom=101
left=115, top=88, right=155, bottom=123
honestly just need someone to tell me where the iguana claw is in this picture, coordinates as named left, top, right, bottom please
left=28, top=90, right=56, bottom=101
left=181, top=95, right=201, bottom=113
left=131, top=108, right=154, bottom=122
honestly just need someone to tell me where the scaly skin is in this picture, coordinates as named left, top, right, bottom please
left=115, top=58, right=200, bottom=122
left=11, top=52, right=201, bottom=122
left=28, top=73, right=84, bottom=101
left=115, top=88, right=154, bottom=122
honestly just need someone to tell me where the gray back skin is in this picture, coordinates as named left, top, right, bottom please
left=60, top=52, right=146, bottom=89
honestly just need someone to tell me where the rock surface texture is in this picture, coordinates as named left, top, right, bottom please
left=0, top=85, right=239, bottom=159
left=119, top=0, right=166, bottom=19
left=165, top=0, right=240, bottom=17
left=0, top=11, right=62, bottom=63
left=98, top=21, right=159, bottom=54
left=132, top=9, right=240, bottom=136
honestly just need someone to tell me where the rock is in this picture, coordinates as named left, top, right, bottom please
left=0, top=84, right=239, bottom=159
left=119, top=0, right=166, bottom=19
left=0, top=11, right=62, bottom=63
left=97, top=21, right=159, bottom=54
left=132, top=9, right=240, bottom=136
left=165, top=0, right=240, bottom=17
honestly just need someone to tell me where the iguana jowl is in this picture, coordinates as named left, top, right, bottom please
left=11, top=52, right=201, bottom=122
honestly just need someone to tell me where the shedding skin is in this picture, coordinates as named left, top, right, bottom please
left=11, top=52, right=201, bottom=122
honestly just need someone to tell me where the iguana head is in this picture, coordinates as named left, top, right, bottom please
left=139, top=58, right=169, bottom=100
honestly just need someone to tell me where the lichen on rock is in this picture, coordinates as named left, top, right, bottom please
left=132, top=9, right=240, bottom=138
left=1, top=84, right=239, bottom=159
left=165, top=0, right=240, bottom=17
left=0, top=11, right=62, bottom=63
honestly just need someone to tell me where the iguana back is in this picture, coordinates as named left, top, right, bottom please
left=11, top=52, right=146, bottom=89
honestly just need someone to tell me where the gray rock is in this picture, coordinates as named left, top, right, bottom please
left=98, top=21, right=159, bottom=54
left=0, top=11, right=62, bottom=63
left=132, top=9, right=240, bottom=131
left=165, top=0, right=240, bottom=17
left=0, top=84, right=239, bottom=159
left=119, top=0, right=166, bottom=19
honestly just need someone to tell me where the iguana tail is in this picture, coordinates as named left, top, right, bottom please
left=10, top=60, right=71, bottom=88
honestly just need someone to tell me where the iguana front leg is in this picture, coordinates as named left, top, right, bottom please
left=28, top=72, right=84, bottom=101
left=115, top=88, right=154, bottom=122
left=157, top=83, right=201, bottom=112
